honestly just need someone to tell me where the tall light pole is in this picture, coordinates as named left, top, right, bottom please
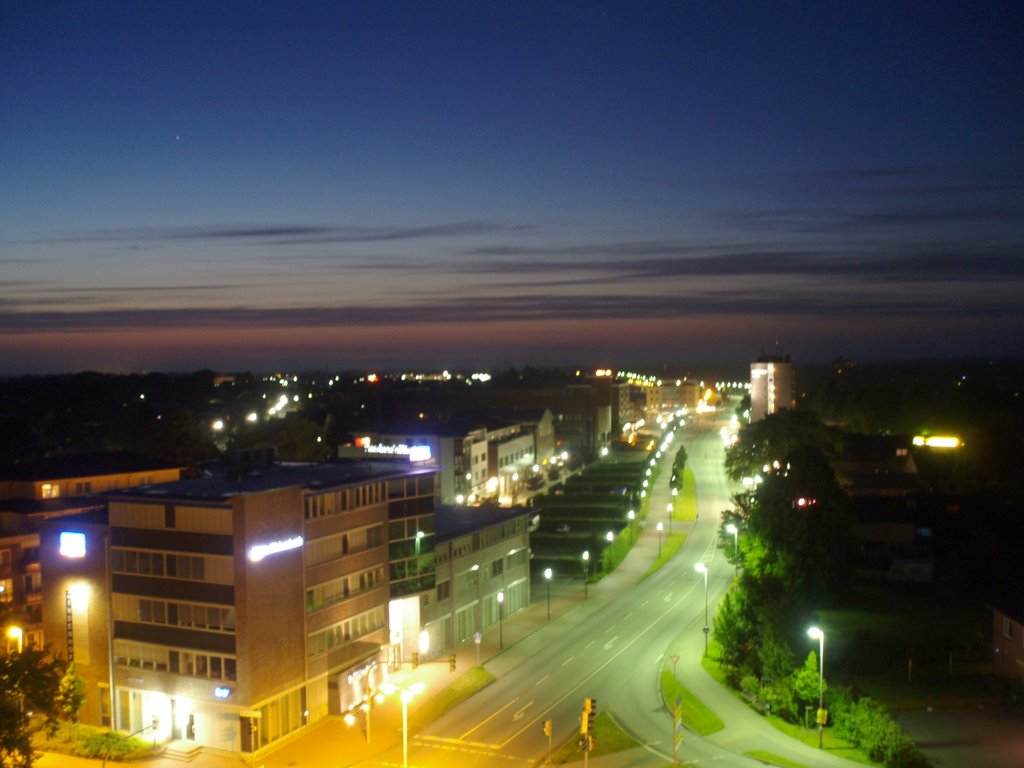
left=694, top=562, right=709, bottom=656
left=656, top=522, right=663, bottom=558
left=380, top=681, right=424, bottom=768
left=627, top=509, right=635, bottom=538
left=582, top=551, right=590, bottom=599
left=666, top=502, right=673, bottom=534
left=725, top=523, right=739, bottom=573
left=496, top=591, right=505, bottom=649
left=543, top=568, right=552, bottom=621
left=807, top=626, right=825, bottom=749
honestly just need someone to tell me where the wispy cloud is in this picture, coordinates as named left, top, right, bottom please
left=39, top=221, right=529, bottom=247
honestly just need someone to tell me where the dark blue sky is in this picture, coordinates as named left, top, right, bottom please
left=2, top=1, right=1022, bottom=373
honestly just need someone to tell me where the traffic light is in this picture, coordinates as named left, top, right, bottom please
left=449, top=653, right=457, bottom=673
left=580, top=696, right=597, bottom=735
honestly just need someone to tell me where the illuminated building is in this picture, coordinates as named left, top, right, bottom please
left=41, top=461, right=438, bottom=756
left=1, top=453, right=182, bottom=654
left=433, top=504, right=531, bottom=647
left=750, top=355, right=795, bottom=422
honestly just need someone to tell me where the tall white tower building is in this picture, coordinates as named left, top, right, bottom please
left=750, top=355, right=794, bottom=422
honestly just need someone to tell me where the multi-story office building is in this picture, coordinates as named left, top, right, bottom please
left=40, top=461, right=438, bottom=755
left=339, top=409, right=555, bottom=505
left=750, top=355, right=795, bottom=422
left=1, top=453, right=181, bottom=653
left=433, top=504, right=531, bottom=648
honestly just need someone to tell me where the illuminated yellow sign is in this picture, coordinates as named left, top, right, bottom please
left=912, top=436, right=960, bottom=448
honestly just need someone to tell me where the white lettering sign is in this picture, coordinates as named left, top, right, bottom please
left=248, top=536, right=303, bottom=562
left=362, top=443, right=432, bottom=462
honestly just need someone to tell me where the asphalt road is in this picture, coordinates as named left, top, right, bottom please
left=360, top=421, right=756, bottom=768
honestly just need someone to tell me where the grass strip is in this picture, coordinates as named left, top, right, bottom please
left=643, top=532, right=687, bottom=579
left=549, top=711, right=642, bottom=763
left=745, top=750, right=810, bottom=768
left=410, top=666, right=496, bottom=727
left=675, top=467, right=698, bottom=522
left=660, top=670, right=725, bottom=736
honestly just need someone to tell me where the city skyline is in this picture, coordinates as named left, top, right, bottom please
left=2, top=2, right=1022, bottom=374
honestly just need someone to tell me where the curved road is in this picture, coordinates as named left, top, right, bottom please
left=360, top=419, right=863, bottom=768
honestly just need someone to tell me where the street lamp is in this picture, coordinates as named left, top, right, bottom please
left=543, top=568, right=552, bottom=621
left=606, top=530, right=614, bottom=543
left=496, top=591, right=505, bottom=649
left=807, top=626, right=825, bottom=748
left=627, top=509, right=635, bottom=537
left=725, top=523, right=739, bottom=571
left=666, top=502, right=673, bottom=534
left=380, top=681, right=425, bottom=768
left=6, top=626, right=24, bottom=653
left=656, top=522, right=663, bottom=558
left=694, top=562, right=709, bottom=656
left=582, top=551, right=590, bottom=599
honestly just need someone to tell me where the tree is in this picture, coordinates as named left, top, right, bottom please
left=724, top=409, right=843, bottom=482
left=0, top=649, right=65, bottom=768
left=58, top=661, right=87, bottom=735
left=792, top=650, right=824, bottom=711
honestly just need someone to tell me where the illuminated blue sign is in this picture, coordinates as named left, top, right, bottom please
left=59, top=531, right=87, bottom=558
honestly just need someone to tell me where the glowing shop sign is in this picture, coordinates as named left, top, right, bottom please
left=59, top=531, right=87, bottom=558
left=247, top=536, right=303, bottom=562
left=912, top=436, right=960, bottom=449
left=213, top=686, right=232, bottom=699
left=362, top=443, right=432, bottom=462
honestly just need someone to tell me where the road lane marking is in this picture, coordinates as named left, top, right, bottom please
left=512, top=701, right=533, bottom=721
left=459, top=696, right=519, bottom=740
left=584, top=639, right=595, bottom=649
left=535, top=675, right=549, bottom=686
left=603, top=636, right=617, bottom=650
left=664, top=592, right=673, bottom=602
left=604, top=624, right=615, bottom=634
left=499, top=578, right=705, bottom=749
left=623, top=611, right=634, bottom=619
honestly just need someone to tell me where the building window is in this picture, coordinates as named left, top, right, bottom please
left=0, top=578, right=12, bottom=603
left=41, top=483, right=59, bottom=499
left=1004, top=616, right=1015, bottom=639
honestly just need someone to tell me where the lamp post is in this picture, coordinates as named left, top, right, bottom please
left=656, top=522, right=663, bottom=558
left=496, top=591, right=505, bottom=649
left=694, top=562, right=709, bottom=656
left=666, top=502, right=673, bottom=534
left=380, top=681, right=424, bottom=768
left=627, top=509, right=635, bottom=538
left=807, top=626, right=825, bottom=749
left=543, top=568, right=552, bottom=621
left=582, top=551, right=590, bottom=599
left=725, top=523, right=739, bottom=572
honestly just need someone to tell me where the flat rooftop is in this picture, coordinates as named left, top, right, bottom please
left=435, top=503, right=532, bottom=541
left=109, top=461, right=436, bottom=503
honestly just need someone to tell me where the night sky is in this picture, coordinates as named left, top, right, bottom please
left=2, top=2, right=1022, bottom=374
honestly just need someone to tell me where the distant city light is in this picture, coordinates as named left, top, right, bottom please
left=913, top=435, right=960, bottom=448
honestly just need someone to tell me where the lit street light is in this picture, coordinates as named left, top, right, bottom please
left=807, top=626, right=825, bottom=749
left=380, top=681, right=425, bottom=768
left=656, top=522, right=663, bottom=558
left=694, top=562, right=709, bottom=656
left=497, top=591, right=505, bottom=649
left=666, top=502, right=673, bottom=534
left=543, top=568, right=552, bottom=621
left=725, top=523, right=739, bottom=572
left=582, top=551, right=590, bottom=599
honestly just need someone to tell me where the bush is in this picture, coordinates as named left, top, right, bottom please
left=80, top=732, right=150, bottom=760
